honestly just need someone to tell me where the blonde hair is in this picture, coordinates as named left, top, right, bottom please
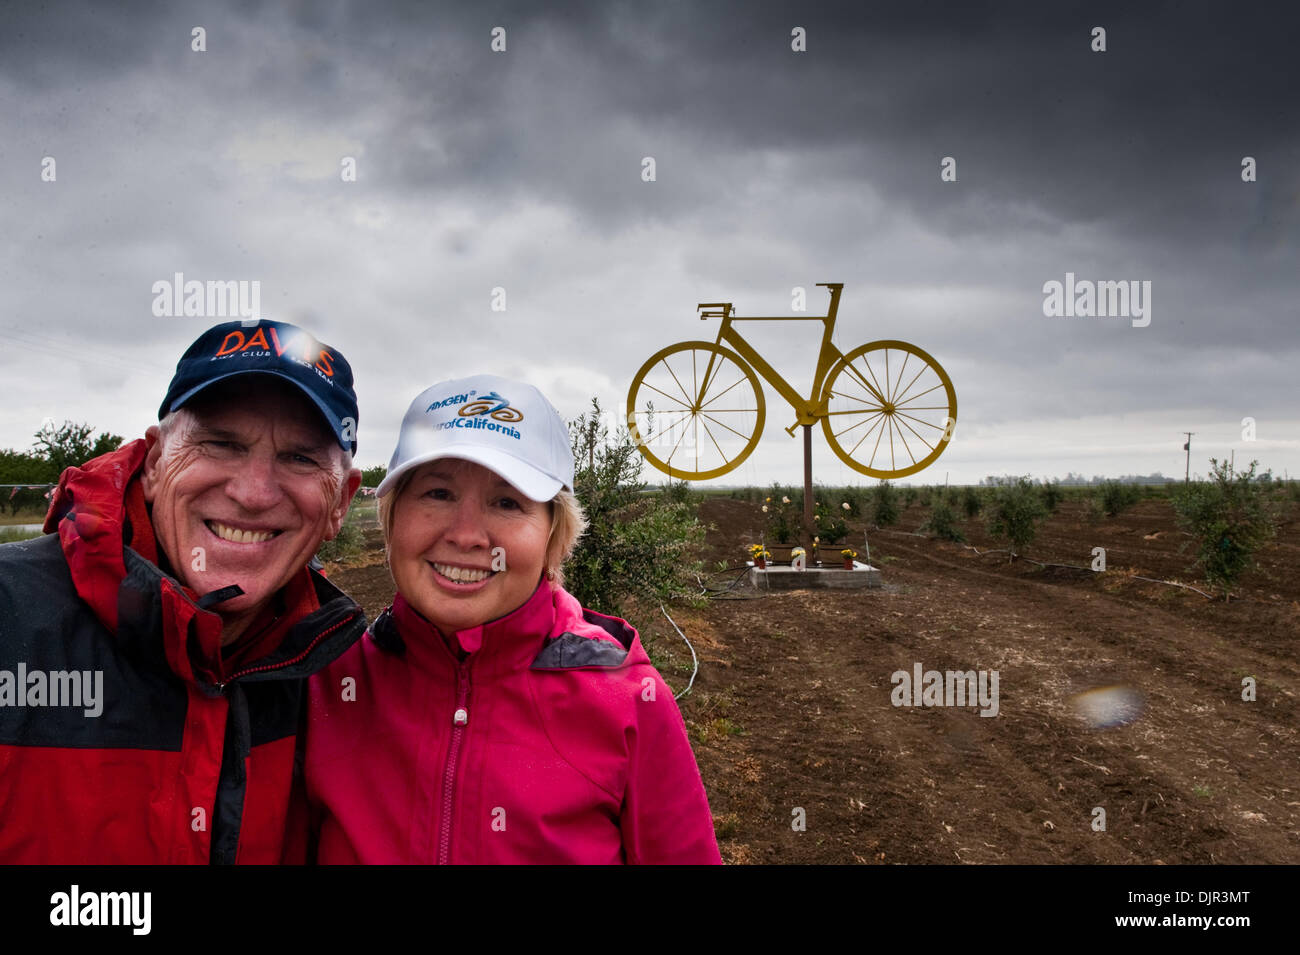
left=379, top=466, right=587, bottom=589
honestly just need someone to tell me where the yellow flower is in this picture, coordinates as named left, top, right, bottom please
left=782, top=496, right=791, bottom=504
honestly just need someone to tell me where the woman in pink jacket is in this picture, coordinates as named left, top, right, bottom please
left=303, top=375, right=722, bottom=864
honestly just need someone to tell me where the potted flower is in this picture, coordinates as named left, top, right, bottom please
left=749, top=544, right=771, bottom=569
left=790, top=546, right=806, bottom=570
left=841, top=548, right=857, bottom=570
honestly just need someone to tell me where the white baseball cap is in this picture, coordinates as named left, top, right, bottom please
left=377, top=375, right=575, bottom=502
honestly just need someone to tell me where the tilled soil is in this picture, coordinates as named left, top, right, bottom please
left=326, top=494, right=1300, bottom=865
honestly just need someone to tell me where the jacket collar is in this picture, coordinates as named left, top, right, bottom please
left=377, top=580, right=647, bottom=676
left=389, top=579, right=557, bottom=676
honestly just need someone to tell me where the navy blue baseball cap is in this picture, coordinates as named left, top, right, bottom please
left=158, top=320, right=359, bottom=454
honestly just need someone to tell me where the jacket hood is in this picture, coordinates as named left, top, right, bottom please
left=42, top=439, right=365, bottom=688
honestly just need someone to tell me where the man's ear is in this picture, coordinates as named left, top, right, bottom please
left=326, top=467, right=363, bottom=540
left=140, top=425, right=163, bottom=503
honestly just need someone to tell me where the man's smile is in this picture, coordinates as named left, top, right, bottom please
left=205, top=520, right=283, bottom=545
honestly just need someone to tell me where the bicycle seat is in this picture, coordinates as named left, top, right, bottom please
left=697, top=302, right=733, bottom=319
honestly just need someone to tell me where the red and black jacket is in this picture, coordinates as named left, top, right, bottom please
left=0, top=440, right=366, bottom=864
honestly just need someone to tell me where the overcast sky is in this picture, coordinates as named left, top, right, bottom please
left=1, top=0, right=1296, bottom=488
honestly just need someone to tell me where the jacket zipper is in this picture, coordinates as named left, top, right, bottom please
left=437, top=662, right=472, bottom=865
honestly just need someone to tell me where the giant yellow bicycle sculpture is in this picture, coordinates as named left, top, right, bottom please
left=626, top=283, right=956, bottom=480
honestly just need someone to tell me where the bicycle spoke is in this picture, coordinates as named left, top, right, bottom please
left=664, top=416, right=691, bottom=465
left=700, top=416, right=725, bottom=467
left=849, top=413, right=887, bottom=463
left=893, top=412, right=935, bottom=455
left=862, top=354, right=891, bottom=408
left=893, top=362, right=928, bottom=407
left=894, top=409, right=945, bottom=433
left=893, top=416, right=919, bottom=467
left=661, top=358, right=695, bottom=408
left=828, top=387, right=883, bottom=409
left=894, top=381, right=945, bottom=405
left=833, top=409, right=884, bottom=441
left=698, top=373, right=747, bottom=411
left=698, top=410, right=753, bottom=442
left=656, top=409, right=695, bottom=440
left=890, top=352, right=909, bottom=403
left=639, top=381, right=693, bottom=410
left=843, top=358, right=887, bottom=406
left=697, top=352, right=726, bottom=404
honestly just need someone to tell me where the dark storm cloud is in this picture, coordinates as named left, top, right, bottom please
left=0, top=0, right=1294, bottom=480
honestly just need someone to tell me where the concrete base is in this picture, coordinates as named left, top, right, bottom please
left=743, top=561, right=882, bottom=591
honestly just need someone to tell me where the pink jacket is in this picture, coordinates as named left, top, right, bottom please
left=303, top=581, right=722, bottom=864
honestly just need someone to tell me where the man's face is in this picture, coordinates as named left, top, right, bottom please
left=141, top=378, right=361, bottom=627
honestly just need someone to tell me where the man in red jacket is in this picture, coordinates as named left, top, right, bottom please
left=0, top=319, right=365, bottom=864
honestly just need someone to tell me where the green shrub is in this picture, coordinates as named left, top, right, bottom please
left=317, top=508, right=364, bottom=564
left=985, top=476, right=1048, bottom=558
left=813, top=499, right=849, bottom=544
left=762, top=484, right=798, bottom=544
left=961, top=485, right=982, bottom=519
left=564, top=399, right=705, bottom=615
left=903, top=486, right=919, bottom=508
left=872, top=481, right=900, bottom=528
left=1098, top=480, right=1142, bottom=517
left=1170, top=459, right=1278, bottom=599
left=840, top=487, right=867, bottom=517
left=921, top=492, right=965, bottom=542
left=1040, top=479, right=1062, bottom=513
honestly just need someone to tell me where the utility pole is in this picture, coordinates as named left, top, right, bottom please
left=1183, top=432, right=1194, bottom=482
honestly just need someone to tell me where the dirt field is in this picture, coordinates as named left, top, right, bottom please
left=327, top=492, right=1300, bottom=865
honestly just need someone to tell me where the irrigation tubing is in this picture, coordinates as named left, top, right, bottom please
left=659, top=603, right=699, bottom=700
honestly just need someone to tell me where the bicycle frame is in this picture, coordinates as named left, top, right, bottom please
left=698, top=283, right=875, bottom=434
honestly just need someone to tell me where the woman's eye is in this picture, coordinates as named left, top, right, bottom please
left=497, top=497, right=522, bottom=510
left=424, top=487, right=451, bottom=500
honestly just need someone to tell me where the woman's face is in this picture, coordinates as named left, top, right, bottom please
left=388, top=458, right=552, bottom=635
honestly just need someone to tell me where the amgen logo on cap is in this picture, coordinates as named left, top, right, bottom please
left=381, top=374, right=573, bottom=502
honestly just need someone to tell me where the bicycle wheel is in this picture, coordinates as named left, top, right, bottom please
left=820, top=340, right=956, bottom=479
left=626, top=341, right=765, bottom=480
